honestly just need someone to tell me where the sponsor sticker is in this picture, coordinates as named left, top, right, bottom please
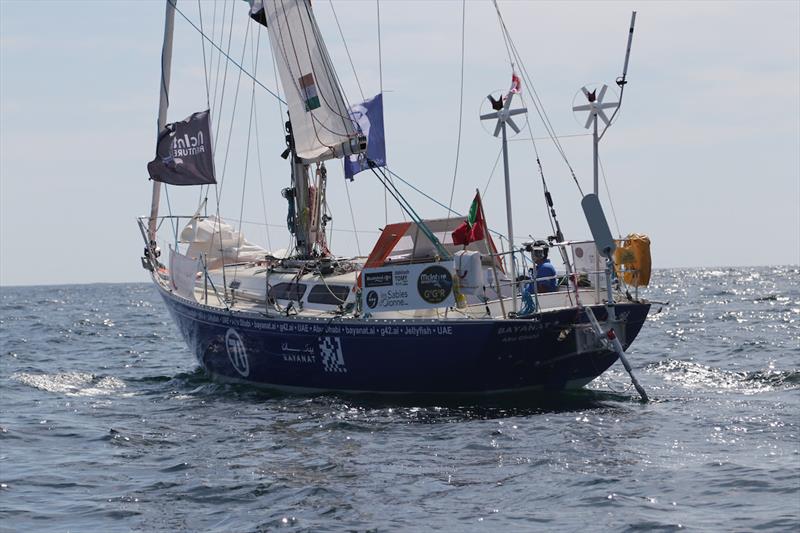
left=225, top=328, right=249, bottom=377
left=417, top=265, right=453, bottom=304
left=364, top=271, right=393, bottom=287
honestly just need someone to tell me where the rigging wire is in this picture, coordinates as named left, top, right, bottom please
left=197, top=0, right=212, bottom=110
left=211, top=0, right=233, bottom=134
left=376, top=1, right=383, bottom=94
left=481, top=146, right=503, bottom=199
left=492, top=0, right=515, bottom=70
left=491, top=0, right=584, bottom=196
left=326, top=1, right=365, bottom=255
left=251, top=34, right=274, bottom=252
left=329, top=1, right=365, bottom=102
left=233, top=22, right=260, bottom=281
left=171, top=1, right=286, bottom=104
left=376, top=0, right=388, bottom=225
left=217, top=19, right=253, bottom=195
left=297, top=1, right=355, bottom=133
left=163, top=182, right=177, bottom=247
left=371, top=167, right=449, bottom=259
left=509, top=132, right=590, bottom=142
left=598, top=154, right=622, bottom=237
left=343, top=180, right=362, bottom=255
left=212, top=0, right=237, bottom=143
left=446, top=0, right=467, bottom=217
left=209, top=0, right=225, bottom=122
left=385, top=167, right=461, bottom=217
left=196, top=0, right=213, bottom=210
left=222, top=217, right=379, bottom=235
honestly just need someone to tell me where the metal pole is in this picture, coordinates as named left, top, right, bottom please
left=148, top=0, right=176, bottom=245
left=501, top=121, right=517, bottom=313
left=292, top=159, right=311, bottom=257
left=477, top=193, right=507, bottom=319
left=593, top=115, right=599, bottom=196
left=593, top=116, right=601, bottom=301
left=621, top=12, right=637, bottom=81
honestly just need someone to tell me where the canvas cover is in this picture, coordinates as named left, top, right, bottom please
left=181, top=215, right=269, bottom=269
left=169, top=247, right=200, bottom=301
left=365, top=217, right=505, bottom=272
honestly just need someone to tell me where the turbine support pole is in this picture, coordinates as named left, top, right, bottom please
left=500, top=120, right=517, bottom=313
left=480, top=90, right=527, bottom=314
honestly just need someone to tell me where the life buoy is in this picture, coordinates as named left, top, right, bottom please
left=614, top=234, right=651, bottom=287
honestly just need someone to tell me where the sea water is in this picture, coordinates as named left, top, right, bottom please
left=1, top=267, right=798, bottom=531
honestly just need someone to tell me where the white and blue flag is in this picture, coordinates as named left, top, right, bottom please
left=344, top=93, right=386, bottom=181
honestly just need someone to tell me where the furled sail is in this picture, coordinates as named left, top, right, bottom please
left=248, top=0, right=364, bottom=162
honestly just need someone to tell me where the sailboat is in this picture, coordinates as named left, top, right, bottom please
left=138, top=0, right=653, bottom=398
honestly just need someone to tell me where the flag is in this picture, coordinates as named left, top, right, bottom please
left=147, top=110, right=217, bottom=186
left=344, top=93, right=386, bottom=181
left=244, top=0, right=267, bottom=26
left=510, top=73, right=522, bottom=94
left=299, top=73, right=321, bottom=111
left=452, top=192, right=486, bottom=246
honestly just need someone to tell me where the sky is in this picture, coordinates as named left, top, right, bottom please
left=1, top=0, right=798, bottom=286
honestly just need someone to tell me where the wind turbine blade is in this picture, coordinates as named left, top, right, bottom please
left=507, top=108, right=527, bottom=117
left=584, top=111, right=595, bottom=129
left=572, top=103, right=592, bottom=112
left=480, top=112, right=499, bottom=120
left=493, top=121, right=502, bottom=137
left=503, top=92, right=513, bottom=111
left=598, top=102, right=619, bottom=110
left=581, top=86, right=590, bottom=98
left=507, top=118, right=521, bottom=134
left=598, top=84, right=608, bottom=103
left=597, top=108, right=611, bottom=126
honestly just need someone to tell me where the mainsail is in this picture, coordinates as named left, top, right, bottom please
left=249, top=0, right=363, bottom=162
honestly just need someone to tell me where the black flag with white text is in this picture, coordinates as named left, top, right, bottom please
left=147, top=110, right=216, bottom=186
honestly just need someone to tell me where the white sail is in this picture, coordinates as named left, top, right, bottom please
left=263, top=0, right=362, bottom=162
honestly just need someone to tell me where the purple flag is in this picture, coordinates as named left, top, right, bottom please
left=344, top=94, right=386, bottom=181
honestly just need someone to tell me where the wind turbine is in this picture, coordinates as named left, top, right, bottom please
left=572, top=84, right=619, bottom=196
left=480, top=88, right=527, bottom=313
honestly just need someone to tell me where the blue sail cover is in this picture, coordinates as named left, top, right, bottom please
left=344, top=93, right=386, bottom=181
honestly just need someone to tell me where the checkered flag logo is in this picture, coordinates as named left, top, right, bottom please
left=319, top=336, right=347, bottom=373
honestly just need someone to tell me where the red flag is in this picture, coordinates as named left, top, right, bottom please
left=452, top=220, right=471, bottom=246
left=452, top=193, right=485, bottom=245
left=510, top=73, right=522, bottom=94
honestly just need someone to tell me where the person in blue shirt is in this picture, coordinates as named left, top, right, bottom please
left=528, top=241, right=558, bottom=293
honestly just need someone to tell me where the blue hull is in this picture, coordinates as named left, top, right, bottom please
left=158, top=285, right=650, bottom=394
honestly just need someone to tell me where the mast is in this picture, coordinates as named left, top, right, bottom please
left=147, top=0, right=176, bottom=248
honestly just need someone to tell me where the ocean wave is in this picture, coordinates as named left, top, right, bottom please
left=648, top=359, right=800, bottom=393
left=12, top=372, right=126, bottom=397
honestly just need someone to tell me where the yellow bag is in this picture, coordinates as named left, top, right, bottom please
left=614, top=234, right=651, bottom=287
